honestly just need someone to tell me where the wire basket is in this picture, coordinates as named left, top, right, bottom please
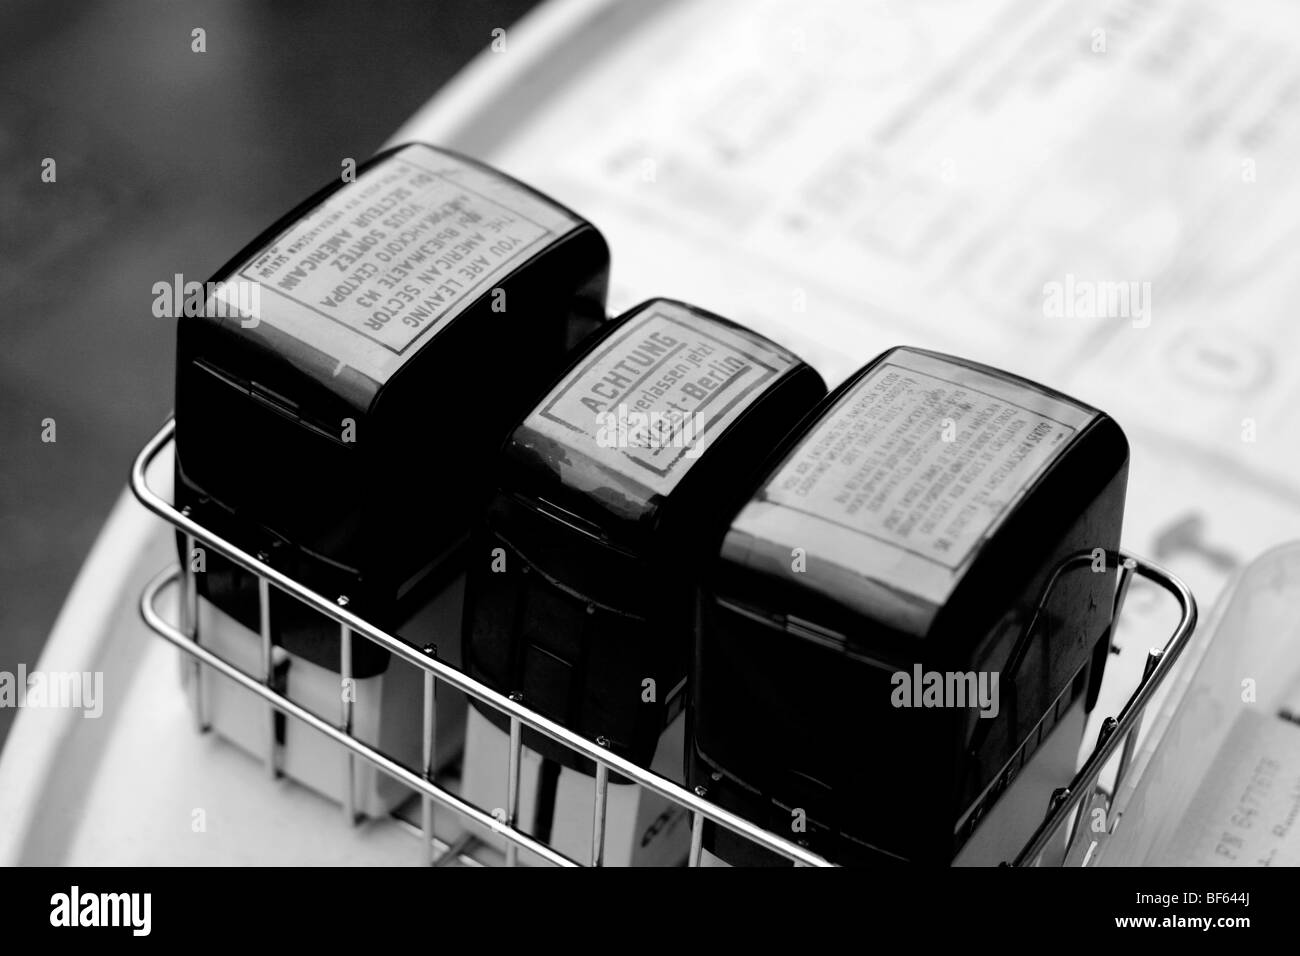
left=131, top=418, right=1197, bottom=866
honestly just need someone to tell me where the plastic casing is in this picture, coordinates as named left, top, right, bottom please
left=1098, top=542, right=1300, bottom=866
left=174, top=144, right=610, bottom=677
left=691, top=346, right=1130, bottom=864
left=463, top=299, right=827, bottom=768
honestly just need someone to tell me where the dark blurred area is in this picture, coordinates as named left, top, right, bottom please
left=0, top=0, right=538, bottom=745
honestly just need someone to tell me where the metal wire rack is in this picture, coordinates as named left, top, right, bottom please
left=131, top=418, right=1197, bottom=867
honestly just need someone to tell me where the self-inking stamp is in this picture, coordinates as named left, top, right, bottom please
left=173, top=143, right=610, bottom=814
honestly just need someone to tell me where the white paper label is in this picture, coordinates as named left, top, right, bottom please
left=765, top=359, right=1081, bottom=570
left=236, top=144, right=579, bottom=382
left=528, top=303, right=796, bottom=495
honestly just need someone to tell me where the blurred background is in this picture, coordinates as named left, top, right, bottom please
left=0, top=0, right=538, bottom=747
